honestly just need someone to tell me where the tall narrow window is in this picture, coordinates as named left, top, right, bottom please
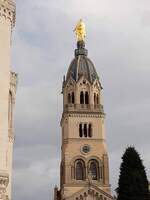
left=72, top=92, right=75, bottom=104
left=89, top=160, right=99, bottom=180
left=79, top=124, right=83, bottom=138
left=85, top=91, right=89, bottom=104
left=88, top=124, right=92, bottom=137
left=84, top=124, right=87, bottom=137
left=75, top=160, right=85, bottom=180
left=80, top=91, right=84, bottom=104
left=68, top=93, right=71, bottom=104
left=97, top=94, right=99, bottom=105
left=94, top=93, right=96, bottom=105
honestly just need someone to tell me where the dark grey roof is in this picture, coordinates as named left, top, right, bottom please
left=66, top=41, right=99, bottom=83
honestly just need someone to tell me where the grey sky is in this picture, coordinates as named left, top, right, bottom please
left=12, top=0, right=150, bottom=200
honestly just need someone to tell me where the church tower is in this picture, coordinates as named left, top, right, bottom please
left=54, top=20, right=113, bottom=200
left=0, top=0, right=17, bottom=200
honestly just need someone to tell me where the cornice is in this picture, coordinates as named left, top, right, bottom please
left=61, top=112, right=105, bottom=126
left=63, top=182, right=109, bottom=188
left=63, top=138, right=106, bottom=144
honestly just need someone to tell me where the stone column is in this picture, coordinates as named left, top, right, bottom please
left=103, top=154, right=109, bottom=184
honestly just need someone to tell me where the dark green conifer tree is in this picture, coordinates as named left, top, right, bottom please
left=117, top=147, right=149, bottom=200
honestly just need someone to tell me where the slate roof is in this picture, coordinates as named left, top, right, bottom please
left=66, top=41, right=99, bottom=83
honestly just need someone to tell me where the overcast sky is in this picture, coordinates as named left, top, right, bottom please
left=12, top=0, right=150, bottom=200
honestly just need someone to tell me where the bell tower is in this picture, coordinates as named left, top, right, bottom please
left=0, top=0, right=17, bottom=200
left=54, top=20, right=113, bottom=200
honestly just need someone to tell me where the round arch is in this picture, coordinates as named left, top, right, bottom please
left=74, top=159, right=86, bottom=180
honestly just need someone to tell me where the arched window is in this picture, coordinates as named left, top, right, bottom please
left=79, top=124, right=83, bottom=137
left=75, top=160, right=85, bottom=180
left=94, top=93, right=96, bottom=105
left=72, top=92, right=75, bottom=104
left=88, top=124, right=92, bottom=137
left=68, top=93, right=71, bottom=104
left=80, top=91, right=84, bottom=104
left=84, top=124, right=87, bottom=137
left=97, top=94, right=99, bottom=105
left=89, top=160, right=99, bottom=180
left=85, top=91, right=89, bottom=104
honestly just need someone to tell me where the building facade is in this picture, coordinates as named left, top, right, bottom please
left=0, top=0, right=17, bottom=200
left=54, top=22, right=113, bottom=200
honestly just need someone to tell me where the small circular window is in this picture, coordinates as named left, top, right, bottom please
left=81, top=145, right=90, bottom=154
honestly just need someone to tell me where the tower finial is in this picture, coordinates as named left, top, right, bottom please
left=74, top=19, right=86, bottom=42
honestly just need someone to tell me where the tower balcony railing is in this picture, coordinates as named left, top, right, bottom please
left=64, top=103, right=104, bottom=113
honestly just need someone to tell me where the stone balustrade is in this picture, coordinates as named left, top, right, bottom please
left=64, top=104, right=104, bottom=113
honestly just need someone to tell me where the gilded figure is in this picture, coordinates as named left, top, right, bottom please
left=74, top=19, right=86, bottom=41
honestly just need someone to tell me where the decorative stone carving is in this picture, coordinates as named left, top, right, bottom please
left=8, top=71, right=17, bottom=141
left=0, top=173, right=9, bottom=200
left=10, top=71, right=17, bottom=101
left=0, top=0, right=16, bottom=27
left=62, top=185, right=114, bottom=200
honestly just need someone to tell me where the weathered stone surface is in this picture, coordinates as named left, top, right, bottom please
left=54, top=41, right=113, bottom=200
left=0, top=1, right=17, bottom=200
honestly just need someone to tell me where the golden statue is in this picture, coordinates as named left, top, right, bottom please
left=74, top=19, right=86, bottom=42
